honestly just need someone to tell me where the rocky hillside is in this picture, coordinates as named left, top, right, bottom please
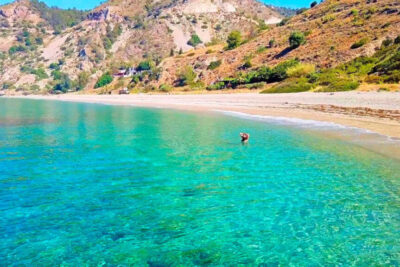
left=157, top=0, right=400, bottom=88
left=3, top=0, right=399, bottom=95
left=0, top=0, right=282, bottom=93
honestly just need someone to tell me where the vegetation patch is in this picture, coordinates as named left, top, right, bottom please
left=207, top=59, right=299, bottom=90
left=289, top=32, right=306, bottom=49
left=351, top=38, right=368, bottom=49
left=317, top=79, right=360, bottom=92
left=95, top=73, right=113, bottom=88
left=137, top=60, right=154, bottom=71
left=261, top=78, right=314, bottom=93
left=287, top=64, right=316, bottom=78
left=207, top=60, right=222, bottom=70
left=226, top=31, right=242, bottom=50
left=31, top=0, right=87, bottom=33
left=177, top=66, right=197, bottom=87
left=187, top=34, right=202, bottom=47
left=159, top=84, right=172, bottom=92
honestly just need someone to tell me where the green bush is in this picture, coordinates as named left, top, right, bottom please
left=319, top=80, right=360, bottom=92
left=95, top=73, right=113, bottom=88
left=188, top=81, right=205, bottom=90
left=20, top=65, right=33, bottom=73
left=394, top=35, right=400, bottom=44
left=382, top=70, right=400, bottom=83
left=32, top=68, right=48, bottom=80
left=351, top=9, right=359, bottom=16
left=256, top=46, right=267, bottom=53
left=25, top=38, right=32, bottom=46
left=159, top=84, right=172, bottom=92
left=9, top=45, right=26, bottom=55
left=338, top=56, right=376, bottom=75
left=261, top=78, right=314, bottom=93
left=258, top=20, right=269, bottom=31
left=321, top=14, right=336, bottom=24
left=226, top=30, right=242, bottom=50
left=289, top=32, right=306, bottom=49
left=49, top=62, right=60, bottom=70
left=207, top=81, right=226, bottom=90
left=287, top=63, right=315, bottom=78
left=208, top=59, right=300, bottom=90
left=77, top=71, right=90, bottom=90
left=351, top=38, right=368, bottom=49
left=35, top=37, right=43, bottom=45
left=340, top=81, right=360, bottom=91
left=372, top=51, right=400, bottom=74
left=208, top=60, right=222, bottom=70
left=53, top=73, right=73, bottom=93
left=177, top=66, right=196, bottom=86
left=187, top=34, right=202, bottom=47
left=103, top=37, right=112, bottom=50
left=137, top=60, right=154, bottom=71
left=242, top=60, right=252, bottom=69
left=51, top=70, right=63, bottom=80
left=102, top=24, right=122, bottom=50
left=269, top=59, right=299, bottom=82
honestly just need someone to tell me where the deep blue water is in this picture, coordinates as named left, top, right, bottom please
left=0, top=98, right=399, bottom=266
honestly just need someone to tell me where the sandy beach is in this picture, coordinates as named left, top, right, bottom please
left=10, top=92, right=400, bottom=139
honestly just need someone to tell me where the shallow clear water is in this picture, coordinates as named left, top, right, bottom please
left=0, top=98, right=399, bottom=266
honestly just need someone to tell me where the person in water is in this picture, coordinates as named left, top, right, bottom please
left=240, top=133, right=250, bottom=143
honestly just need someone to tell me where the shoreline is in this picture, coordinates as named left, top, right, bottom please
left=6, top=92, right=400, bottom=139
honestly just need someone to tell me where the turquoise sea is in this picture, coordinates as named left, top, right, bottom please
left=0, top=98, right=399, bottom=266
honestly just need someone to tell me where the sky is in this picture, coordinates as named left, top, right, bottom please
left=0, top=0, right=313, bottom=10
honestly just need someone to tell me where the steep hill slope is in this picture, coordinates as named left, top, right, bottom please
left=157, top=0, right=400, bottom=87
left=0, top=0, right=282, bottom=93
left=48, top=0, right=281, bottom=73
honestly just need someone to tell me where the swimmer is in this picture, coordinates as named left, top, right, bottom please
left=240, top=133, right=250, bottom=143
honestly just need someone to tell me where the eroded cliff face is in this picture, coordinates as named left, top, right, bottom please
left=87, top=8, right=110, bottom=21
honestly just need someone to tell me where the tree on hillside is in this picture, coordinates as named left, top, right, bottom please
left=31, top=0, right=87, bottom=33
left=311, top=1, right=318, bottom=8
left=137, top=60, right=154, bottom=71
left=95, top=73, right=113, bottom=88
left=187, top=34, right=202, bottom=47
left=177, top=66, right=196, bottom=86
left=53, top=73, right=72, bottom=92
left=77, top=71, right=90, bottom=90
left=289, top=32, right=306, bottom=49
left=227, top=30, right=242, bottom=50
